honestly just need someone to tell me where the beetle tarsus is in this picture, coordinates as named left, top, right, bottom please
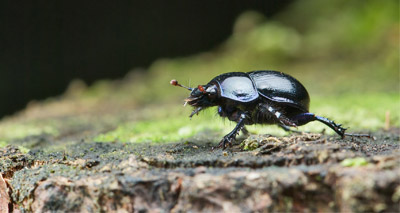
left=344, top=132, right=372, bottom=138
left=313, top=115, right=347, bottom=137
left=218, top=135, right=233, bottom=149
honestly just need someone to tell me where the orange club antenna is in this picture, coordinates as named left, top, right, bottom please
left=170, top=79, right=193, bottom=91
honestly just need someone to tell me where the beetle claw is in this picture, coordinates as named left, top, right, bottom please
left=218, top=136, right=233, bottom=149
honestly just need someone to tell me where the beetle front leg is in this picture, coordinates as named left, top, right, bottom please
left=218, top=113, right=246, bottom=149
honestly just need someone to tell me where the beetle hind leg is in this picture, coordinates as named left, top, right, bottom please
left=314, top=115, right=347, bottom=138
left=290, top=112, right=346, bottom=138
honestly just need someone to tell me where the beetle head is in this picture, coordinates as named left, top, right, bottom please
left=170, top=79, right=218, bottom=118
left=185, top=84, right=218, bottom=107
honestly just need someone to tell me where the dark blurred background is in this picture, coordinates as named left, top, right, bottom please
left=0, top=1, right=294, bottom=118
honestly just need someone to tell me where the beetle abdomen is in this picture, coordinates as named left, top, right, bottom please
left=248, top=70, right=310, bottom=111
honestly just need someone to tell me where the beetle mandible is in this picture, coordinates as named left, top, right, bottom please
left=171, top=70, right=348, bottom=149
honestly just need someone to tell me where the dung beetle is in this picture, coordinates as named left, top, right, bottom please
left=171, top=70, right=359, bottom=149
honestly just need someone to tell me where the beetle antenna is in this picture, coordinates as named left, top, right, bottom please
left=170, top=79, right=193, bottom=91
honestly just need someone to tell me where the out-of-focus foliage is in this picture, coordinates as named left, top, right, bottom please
left=79, top=0, right=398, bottom=102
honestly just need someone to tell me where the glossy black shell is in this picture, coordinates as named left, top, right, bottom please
left=210, top=72, right=259, bottom=102
left=209, top=70, right=310, bottom=112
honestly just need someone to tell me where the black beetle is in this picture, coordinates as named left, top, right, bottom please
left=171, top=70, right=349, bottom=149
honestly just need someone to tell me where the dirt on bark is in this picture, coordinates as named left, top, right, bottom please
left=1, top=128, right=399, bottom=212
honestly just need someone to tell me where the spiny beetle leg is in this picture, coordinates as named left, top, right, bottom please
left=218, top=113, right=246, bottom=149
left=290, top=113, right=347, bottom=138
left=262, top=104, right=297, bottom=127
left=279, top=124, right=302, bottom=134
left=314, top=115, right=347, bottom=138
left=241, top=127, right=250, bottom=135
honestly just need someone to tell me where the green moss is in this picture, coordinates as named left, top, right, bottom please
left=18, top=146, right=30, bottom=154
left=341, top=157, right=369, bottom=167
left=94, top=109, right=225, bottom=143
left=0, top=123, right=59, bottom=141
left=0, top=140, right=7, bottom=148
left=241, top=139, right=259, bottom=151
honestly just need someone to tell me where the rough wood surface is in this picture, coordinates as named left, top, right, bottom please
left=1, top=124, right=399, bottom=212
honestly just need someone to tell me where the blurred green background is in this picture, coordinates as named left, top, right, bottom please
left=93, top=0, right=400, bottom=142
left=1, top=0, right=399, bottom=147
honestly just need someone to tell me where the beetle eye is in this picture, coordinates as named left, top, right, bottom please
left=198, top=85, right=206, bottom=93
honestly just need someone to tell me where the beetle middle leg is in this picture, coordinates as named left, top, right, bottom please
left=241, top=127, right=250, bottom=135
left=257, top=103, right=297, bottom=127
left=279, top=124, right=303, bottom=134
